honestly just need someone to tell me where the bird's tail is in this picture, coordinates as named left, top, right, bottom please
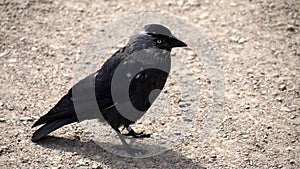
left=32, top=91, right=79, bottom=142
left=32, top=117, right=77, bottom=142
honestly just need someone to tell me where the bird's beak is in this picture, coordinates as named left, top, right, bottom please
left=169, top=36, right=187, bottom=48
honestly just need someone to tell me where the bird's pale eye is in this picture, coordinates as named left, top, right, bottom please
left=156, top=39, right=162, bottom=44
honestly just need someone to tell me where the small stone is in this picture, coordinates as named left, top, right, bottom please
left=1, top=146, right=8, bottom=150
left=187, top=50, right=196, bottom=56
left=21, top=157, right=29, bottom=163
left=238, top=37, right=246, bottom=44
left=279, top=84, right=286, bottom=91
left=31, top=46, right=38, bottom=51
left=8, top=58, right=17, bottom=63
left=19, top=116, right=33, bottom=121
left=0, top=118, right=5, bottom=122
left=277, top=164, right=283, bottom=168
left=49, top=50, right=55, bottom=56
left=174, top=132, right=181, bottom=135
left=286, top=146, right=293, bottom=151
left=91, top=164, right=99, bottom=169
left=76, top=17, right=82, bottom=22
left=294, top=49, right=300, bottom=56
left=177, top=0, right=184, bottom=6
left=210, top=154, right=217, bottom=158
left=0, top=52, right=8, bottom=57
left=289, top=159, right=295, bottom=164
left=286, top=26, right=295, bottom=32
left=192, top=68, right=201, bottom=73
left=276, top=97, right=283, bottom=102
left=244, top=104, right=250, bottom=109
left=76, top=159, right=86, bottom=166
left=187, top=0, right=200, bottom=6
left=187, top=55, right=195, bottom=60
left=243, top=152, right=249, bottom=156
left=10, top=26, right=17, bottom=30
left=242, top=134, right=249, bottom=139
left=183, top=117, right=193, bottom=122
left=20, top=37, right=26, bottom=41
left=269, top=3, right=275, bottom=9
left=280, top=106, right=291, bottom=112
left=230, top=36, right=240, bottom=42
left=199, top=12, right=209, bottom=19
left=178, top=101, right=185, bottom=107
left=78, top=7, right=84, bottom=12
left=230, top=2, right=237, bottom=7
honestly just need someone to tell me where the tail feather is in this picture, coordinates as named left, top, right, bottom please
left=32, top=109, right=74, bottom=128
left=32, top=92, right=75, bottom=128
left=31, top=117, right=77, bottom=142
left=31, top=91, right=79, bottom=142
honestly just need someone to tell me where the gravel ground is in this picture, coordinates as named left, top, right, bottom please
left=0, top=0, right=299, bottom=168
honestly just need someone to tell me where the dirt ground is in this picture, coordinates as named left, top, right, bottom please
left=0, top=0, right=299, bottom=168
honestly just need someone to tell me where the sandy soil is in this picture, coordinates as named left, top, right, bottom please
left=0, top=0, right=299, bottom=168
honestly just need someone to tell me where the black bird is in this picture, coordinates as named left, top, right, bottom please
left=32, top=24, right=187, bottom=142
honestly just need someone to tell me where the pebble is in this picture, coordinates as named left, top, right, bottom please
left=187, top=0, right=200, bottom=6
left=241, top=134, right=249, bottom=139
left=244, top=104, right=250, bottom=109
left=276, top=97, right=283, bottom=102
left=286, top=26, right=295, bottom=32
left=238, top=38, right=247, bottom=44
left=279, top=84, right=286, bottom=91
left=178, top=101, right=191, bottom=108
left=48, top=50, right=55, bottom=56
left=10, top=26, right=17, bottom=30
left=199, top=12, right=209, bottom=19
left=280, top=106, right=291, bottom=112
left=20, top=37, right=26, bottom=41
left=183, top=117, right=193, bottom=122
left=76, top=17, right=82, bottom=22
left=8, top=58, right=17, bottom=63
left=230, top=36, right=247, bottom=44
left=31, top=46, right=38, bottom=51
left=230, top=36, right=240, bottom=42
left=76, top=159, right=87, bottom=166
left=294, top=49, right=300, bottom=56
left=0, top=52, right=8, bottom=57
left=91, top=164, right=99, bottom=169
left=269, top=3, right=275, bottom=9
left=177, top=0, right=184, bottom=6
left=210, top=154, right=217, bottom=158
left=187, top=55, right=195, bottom=60
left=19, top=116, right=33, bottom=121
left=21, top=157, right=29, bottom=163
left=192, top=68, right=201, bottom=73
left=0, top=118, right=5, bottom=122
left=78, top=7, right=84, bottom=12
left=1, top=146, right=8, bottom=150
left=286, top=146, right=293, bottom=151
left=230, top=3, right=237, bottom=7
left=289, top=159, right=295, bottom=164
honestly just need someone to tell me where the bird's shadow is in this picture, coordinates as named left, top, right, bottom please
left=35, top=136, right=205, bottom=168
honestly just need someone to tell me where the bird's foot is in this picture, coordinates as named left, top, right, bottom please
left=124, top=127, right=151, bottom=138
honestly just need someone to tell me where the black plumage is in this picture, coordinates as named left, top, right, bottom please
left=32, top=24, right=187, bottom=142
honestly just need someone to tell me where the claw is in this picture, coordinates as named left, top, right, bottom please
left=124, top=127, right=151, bottom=138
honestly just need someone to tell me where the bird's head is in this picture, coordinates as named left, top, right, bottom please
left=127, top=24, right=187, bottom=52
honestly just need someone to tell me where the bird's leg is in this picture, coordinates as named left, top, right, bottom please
left=113, top=128, right=147, bottom=157
left=123, top=126, right=151, bottom=138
